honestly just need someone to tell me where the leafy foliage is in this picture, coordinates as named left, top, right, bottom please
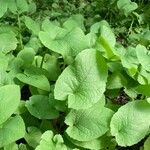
left=0, top=0, right=149, bottom=149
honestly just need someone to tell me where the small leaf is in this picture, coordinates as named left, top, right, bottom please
left=107, top=72, right=127, bottom=89
left=54, top=49, right=108, bottom=109
left=0, top=33, right=18, bottom=54
left=16, top=0, right=29, bottom=14
left=26, top=95, right=59, bottom=119
left=16, top=67, right=50, bottom=92
left=0, top=0, right=8, bottom=18
left=110, top=101, right=150, bottom=146
left=34, top=54, right=61, bottom=81
left=136, top=84, right=150, bottom=96
left=67, top=133, right=112, bottom=150
left=35, top=131, right=67, bottom=150
left=117, top=0, right=138, bottom=16
left=17, top=48, right=35, bottom=67
left=121, top=46, right=139, bottom=74
left=136, top=44, right=150, bottom=72
left=24, top=16, right=40, bottom=35
left=63, top=14, right=85, bottom=31
left=97, top=24, right=117, bottom=59
left=25, top=127, right=42, bottom=148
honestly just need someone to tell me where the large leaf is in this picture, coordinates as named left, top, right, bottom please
left=54, top=49, right=108, bottom=109
left=0, top=85, right=20, bottom=124
left=110, top=100, right=150, bottom=146
left=0, top=115, right=25, bottom=148
left=65, top=100, right=114, bottom=141
left=35, top=131, right=67, bottom=150
left=26, top=95, right=59, bottom=119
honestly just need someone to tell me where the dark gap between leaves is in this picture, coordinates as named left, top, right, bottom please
left=21, top=85, right=32, bottom=101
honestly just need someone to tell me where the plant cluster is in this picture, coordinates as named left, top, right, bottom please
left=0, top=0, right=150, bottom=150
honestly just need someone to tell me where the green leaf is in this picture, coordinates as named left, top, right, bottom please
left=16, top=67, right=50, bottom=92
left=63, top=14, right=85, bottom=31
left=18, top=144, right=27, bottom=150
left=97, top=24, right=117, bottom=59
left=137, top=67, right=150, bottom=84
left=40, top=19, right=67, bottom=39
left=24, top=16, right=40, bottom=35
left=147, top=98, right=150, bottom=104
left=39, top=31, right=68, bottom=55
left=0, top=115, right=25, bottom=148
left=121, top=46, right=139, bottom=76
left=0, top=53, right=8, bottom=71
left=34, top=54, right=61, bottom=81
left=110, top=101, right=150, bottom=146
left=136, top=84, right=150, bottom=96
left=64, top=28, right=95, bottom=57
left=0, top=25, right=18, bottom=35
left=117, top=0, right=138, bottom=16
left=39, top=19, right=94, bottom=62
left=35, top=131, right=67, bottom=150
left=67, top=134, right=112, bottom=150
left=90, top=20, right=109, bottom=34
left=0, top=85, right=20, bottom=124
left=4, top=143, right=18, bottom=150
left=144, top=136, right=150, bottom=150
left=0, top=0, right=8, bottom=18
left=7, top=0, right=17, bottom=14
left=25, top=127, right=42, bottom=148
left=15, top=101, right=26, bottom=115
left=65, top=99, right=114, bottom=141
left=107, top=72, right=127, bottom=89
left=54, top=49, right=108, bottom=109
left=16, top=0, right=29, bottom=14
left=25, top=37, right=42, bottom=53
left=26, top=95, right=59, bottom=119
left=17, top=48, right=35, bottom=68
left=136, top=44, right=150, bottom=72
left=0, top=33, right=18, bottom=54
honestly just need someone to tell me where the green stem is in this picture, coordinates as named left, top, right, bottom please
left=127, top=19, right=134, bottom=36
left=40, top=53, right=46, bottom=68
left=17, top=13, right=23, bottom=50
